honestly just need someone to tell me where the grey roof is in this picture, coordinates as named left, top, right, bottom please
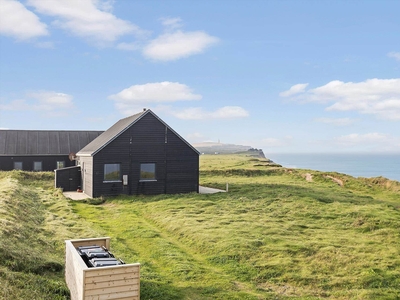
left=0, top=130, right=103, bottom=156
left=77, top=109, right=200, bottom=156
left=77, top=111, right=145, bottom=156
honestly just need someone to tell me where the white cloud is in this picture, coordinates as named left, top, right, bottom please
left=109, top=81, right=202, bottom=103
left=279, top=83, right=308, bottom=97
left=109, top=82, right=203, bottom=116
left=280, top=78, right=400, bottom=121
left=29, top=91, right=74, bottom=107
left=333, top=133, right=400, bottom=151
left=143, top=18, right=219, bottom=61
left=0, top=91, right=74, bottom=111
left=314, top=117, right=356, bottom=126
left=0, top=0, right=48, bottom=40
left=160, top=17, right=183, bottom=30
left=388, top=52, right=400, bottom=62
left=109, top=81, right=248, bottom=120
left=27, top=0, right=144, bottom=44
left=170, top=106, right=249, bottom=120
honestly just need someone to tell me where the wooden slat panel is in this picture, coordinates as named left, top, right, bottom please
left=85, top=264, right=140, bottom=278
left=85, top=271, right=139, bottom=285
left=85, top=273, right=139, bottom=287
left=85, top=289, right=139, bottom=300
left=85, top=284, right=139, bottom=296
left=111, top=297, right=139, bottom=300
left=85, top=277, right=139, bottom=290
left=71, top=237, right=110, bottom=250
left=65, top=240, right=87, bottom=300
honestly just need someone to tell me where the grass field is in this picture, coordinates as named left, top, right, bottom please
left=1, top=154, right=399, bottom=299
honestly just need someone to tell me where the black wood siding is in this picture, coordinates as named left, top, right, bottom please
left=90, top=113, right=199, bottom=197
left=0, top=155, right=75, bottom=171
left=55, top=166, right=81, bottom=191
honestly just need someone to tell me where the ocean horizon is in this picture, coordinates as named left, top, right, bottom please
left=267, top=153, right=400, bottom=182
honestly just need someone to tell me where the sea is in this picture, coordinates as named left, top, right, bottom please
left=267, top=153, right=400, bottom=182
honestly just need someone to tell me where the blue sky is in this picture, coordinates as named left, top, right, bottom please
left=0, top=0, right=399, bottom=154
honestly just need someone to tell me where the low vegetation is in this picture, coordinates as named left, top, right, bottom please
left=0, top=171, right=97, bottom=299
left=0, top=154, right=399, bottom=299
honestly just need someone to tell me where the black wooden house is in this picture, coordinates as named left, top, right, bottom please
left=0, top=130, right=102, bottom=171
left=74, top=109, right=199, bottom=197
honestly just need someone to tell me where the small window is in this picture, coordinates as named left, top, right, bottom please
left=14, top=162, right=23, bottom=170
left=56, top=161, right=65, bottom=169
left=33, top=161, right=42, bottom=171
left=104, top=164, right=121, bottom=181
left=140, top=163, right=156, bottom=181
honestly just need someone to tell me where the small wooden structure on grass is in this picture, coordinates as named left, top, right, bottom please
left=65, top=237, right=140, bottom=300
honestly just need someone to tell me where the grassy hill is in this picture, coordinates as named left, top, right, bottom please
left=0, top=154, right=399, bottom=299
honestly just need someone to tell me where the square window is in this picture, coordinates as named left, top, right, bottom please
left=104, top=164, right=121, bottom=181
left=56, top=161, right=65, bottom=169
left=14, top=162, right=23, bottom=170
left=33, top=161, right=42, bottom=171
left=140, top=163, right=156, bottom=181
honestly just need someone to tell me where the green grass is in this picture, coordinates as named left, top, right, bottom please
left=1, top=154, right=400, bottom=299
left=0, top=171, right=99, bottom=300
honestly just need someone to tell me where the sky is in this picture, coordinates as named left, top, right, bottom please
left=0, top=0, right=399, bottom=154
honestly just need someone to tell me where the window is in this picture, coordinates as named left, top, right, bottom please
left=14, top=162, right=23, bottom=170
left=104, top=164, right=121, bottom=181
left=33, top=161, right=42, bottom=171
left=56, top=161, right=65, bottom=169
left=140, top=163, right=156, bottom=181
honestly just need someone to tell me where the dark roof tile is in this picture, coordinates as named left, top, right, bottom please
left=0, top=130, right=103, bottom=156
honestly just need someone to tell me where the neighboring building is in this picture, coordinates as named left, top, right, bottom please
left=0, top=130, right=102, bottom=171
left=73, top=109, right=199, bottom=197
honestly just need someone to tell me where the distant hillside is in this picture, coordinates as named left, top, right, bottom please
left=193, top=142, right=267, bottom=159
left=193, top=142, right=251, bottom=153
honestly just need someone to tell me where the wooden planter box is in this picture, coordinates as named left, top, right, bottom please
left=65, top=237, right=140, bottom=300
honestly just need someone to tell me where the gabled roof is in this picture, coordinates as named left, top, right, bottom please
left=0, top=130, right=103, bottom=156
left=77, top=109, right=200, bottom=156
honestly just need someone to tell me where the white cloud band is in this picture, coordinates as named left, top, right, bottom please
left=0, top=0, right=48, bottom=40
left=280, top=78, right=400, bottom=120
left=109, top=81, right=202, bottom=103
left=170, top=106, right=249, bottom=120
left=0, top=91, right=74, bottom=111
left=143, top=30, right=219, bottom=61
left=27, top=0, right=144, bottom=44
